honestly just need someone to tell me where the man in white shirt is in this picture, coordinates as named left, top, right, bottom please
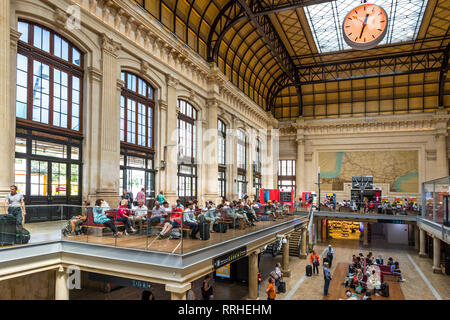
left=4, top=185, right=26, bottom=225
left=131, top=200, right=148, bottom=232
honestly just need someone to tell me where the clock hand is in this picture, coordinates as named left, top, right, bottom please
left=359, top=14, right=370, bottom=39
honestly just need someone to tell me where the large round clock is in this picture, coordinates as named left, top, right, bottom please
left=342, top=3, right=388, bottom=50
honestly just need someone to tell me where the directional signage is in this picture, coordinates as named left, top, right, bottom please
left=213, top=246, right=247, bottom=269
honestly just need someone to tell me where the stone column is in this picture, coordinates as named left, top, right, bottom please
left=248, top=251, right=259, bottom=300
left=166, top=283, right=191, bottom=300
left=203, top=99, right=220, bottom=203
left=55, top=267, right=69, bottom=300
left=91, top=34, right=121, bottom=205
left=282, top=235, right=291, bottom=277
left=0, top=0, right=15, bottom=197
left=164, top=75, right=179, bottom=204
left=419, top=228, right=427, bottom=257
left=300, top=228, right=307, bottom=258
left=247, top=131, right=254, bottom=200
left=363, top=222, right=369, bottom=246
left=432, top=236, right=442, bottom=273
left=414, top=225, right=419, bottom=251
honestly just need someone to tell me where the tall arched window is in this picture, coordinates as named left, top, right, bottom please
left=278, top=160, right=296, bottom=191
left=218, top=119, right=226, bottom=199
left=177, top=99, right=197, bottom=203
left=237, top=129, right=247, bottom=199
left=119, top=71, right=155, bottom=200
left=254, top=139, right=262, bottom=201
left=14, top=20, right=83, bottom=219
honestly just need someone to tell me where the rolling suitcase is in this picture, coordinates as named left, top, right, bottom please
left=213, top=222, right=227, bottom=233
left=15, top=225, right=30, bottom=244
left=306, top=265, right=313, bottom=277
left=199, top=222, right=210, bottom=240
left=0, top=214, right=19, bottom=246
left=278, top=281, right=286, bottom=293
left=380, top=282, right=389, bottom=297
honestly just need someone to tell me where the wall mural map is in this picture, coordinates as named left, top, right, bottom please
left=319, top=151, right=419, bottom=193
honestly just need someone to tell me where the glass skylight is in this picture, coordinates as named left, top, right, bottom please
left=304, top=0, right=428, bottom=53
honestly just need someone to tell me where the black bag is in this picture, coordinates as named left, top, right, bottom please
left=306, top=265, right=312, bottom=277
left=278, top=281, right=286, bottom=293
left=169, top=228, right=181, bottom=239
left=199, top=222, right=210, bottom=240
left=380, top=282, right=389, bottom=297
left=15, top=226, right=30, bottom=244
left=0, top=214, right=19, bottom=246
left=213, top=222, right=227, bottom=233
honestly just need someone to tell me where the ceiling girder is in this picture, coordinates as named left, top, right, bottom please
left=438, top=42, right=450, bottom=106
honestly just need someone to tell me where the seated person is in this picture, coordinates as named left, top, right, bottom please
left=159, top=205, right=182, bottom=238
left=147, top=201, right=166, bottom=235
left=225, top=203, right=248, bottom=225
left=353, top=268, right=365, bottom=288
left=339, top=290, right=360, bottom=300
left=64, top=200, right=89, bottom=236
left=390, top=262, right=405, bottom=282
left=264, top=200, right=277, bottom=220
left=362, top=292, right=372, bottom=300
left=238, top=203, right=255, bottom=226
left=204, top=203, right=221, bottom=233
left=93, top=199, right=122, bottom=237
left=117, top=200, right=136, bottom=235
left=183, top=201, right=200, bottom=239
left=131, top=200, right=148, bottom=231
left=387, top=257, right=394, bottom=266
left=375, top=255, right=384, bottom=265
left=366, top=269, right=381, bottom=293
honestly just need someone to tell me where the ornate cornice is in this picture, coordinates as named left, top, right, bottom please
left=166, top=74, right=179, bottom=88
left=279, top=113, right=444, bottom=137
left=10, top=28, right=21, bottom=48
left=88, top=67, right=102, bottom=82
left=101, top=34, right=121, bottom=57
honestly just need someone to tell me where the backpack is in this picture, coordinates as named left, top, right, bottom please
left=169, top=228, right=181, bottom=239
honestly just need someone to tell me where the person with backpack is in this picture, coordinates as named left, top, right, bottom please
left=201, top=275, right=214, bottom=300
left=310, top=250, right=320, bottom=275
left=325, top=244, right=335, bottom=268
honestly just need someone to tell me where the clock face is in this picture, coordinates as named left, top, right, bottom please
left=342, top=3, right=388, bottom=50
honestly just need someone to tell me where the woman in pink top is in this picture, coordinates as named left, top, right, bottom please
left=116, top=199, right=136, bottom=235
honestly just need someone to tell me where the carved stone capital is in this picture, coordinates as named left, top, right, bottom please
left=10, top=28, right=21, bottom=48
left=158, top=100, right=168, bottom=111
left=166, top=74, right=179, bottom=88
left=101, top=34, right=121, bottom=57
left=206, top=98, right=219, bottom=109
left=88, top=67, right=102, bottom=82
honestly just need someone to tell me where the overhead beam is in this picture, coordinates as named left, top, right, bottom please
left=438, top=42, right=450, bottom=106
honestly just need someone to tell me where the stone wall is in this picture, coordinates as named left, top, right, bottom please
left=0, top=270, right=55, bottom=300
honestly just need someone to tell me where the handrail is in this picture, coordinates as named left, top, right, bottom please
left=307, top=205, right=314, bottom=246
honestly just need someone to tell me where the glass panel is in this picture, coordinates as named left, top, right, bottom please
left=126, top=169, right=145, bottom=198
left=15, top=158, right=27, bottom=195
left=137, top=103, right=146, bottom=146
left=15, top=137, right=27, bottom=153
left=72, top=76, right=81, bottom=131
left=73, top=48, right=81, bottom=66
left=32, top=61, right=50, bottom=124
left=127, top=99, right=136, bottom=144
left=71, top=147, right=79, bottom=160
left=32, top=139, right=67, bottom=158
left=16, top=54, right=28, bottom=119
left=18, top=21, right=29, bottom=43
left=146, top=171, right=155, bottom=198
left=148, top=107, right=153, bottom=148
left=30, top=160, right=48, bottom=196
left=51, top=162, right=67, bottom=196
left=53, top=68, right=69, bottom=128
left=70, top=164, right=79, bottom=196
left=120, top=96, right=125, bottom=141
left=127, top=156, right=146, bottom=168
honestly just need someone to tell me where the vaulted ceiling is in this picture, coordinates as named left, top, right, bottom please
left=131, top=0, right=450, bottom=120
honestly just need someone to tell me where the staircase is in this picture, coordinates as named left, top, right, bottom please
left=289, top=229, right=302, bottom=257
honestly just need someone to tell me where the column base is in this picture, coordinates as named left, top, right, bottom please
left=299, top=253, right=307, bottom=259
left=419, top=252, right=427, bottom=258
left=282, top=269, right=291, bottom=277
left=246, top=296, right=259, bottom=300
left=432, top=266, right=442, bottom=274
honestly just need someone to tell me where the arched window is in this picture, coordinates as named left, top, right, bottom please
left=237, top=129, right=247, bottom=199
left=177, top=99, right=197, bottom=202
left=16, top=20, right=83, bottom=131
left=120, top=71, right=154, bottom=148
left=218, top=119, right=226, bottom=198
left=254, top=139, right=262, bottom=201
left=119, top=71, right=155, bottom=199
left=278, top=160, right=296, bottom=191
left=14, top=21, right=83, bottom=217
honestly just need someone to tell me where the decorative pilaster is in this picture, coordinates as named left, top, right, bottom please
left=0, top=0, right=14, bottom=197
left=204, top=99, right=220, bottom=203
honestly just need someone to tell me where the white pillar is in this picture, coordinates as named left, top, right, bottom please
left=248, top=251, right=258, bottom=300
left=55, top=268, right=69, bottom=300
left=0, top=0, right=15, bottom=197
left=164, top=75, right=179, bottom=204
left=166, top=283, right=191, bottom=300
left=432, top=236, right=442, bottom=273
left=419, top=228, right=427, bottom=257
left=300, top=227, right=307, bottom=258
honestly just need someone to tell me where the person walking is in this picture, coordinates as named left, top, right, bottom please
left=4, top=185, right=26, bottom=225
left=310, top=250, right=320, bottom=275
left=201, top=275, right=214, bottom=300
left=323, top=262, right=332, bottom=297
left=257, top=271, right=262, bottom=298
left=266, top=277, right=276, bottom=300
left=136, top=188, right=146, bottom=204
left=325, top=244, right=335, bottom=268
